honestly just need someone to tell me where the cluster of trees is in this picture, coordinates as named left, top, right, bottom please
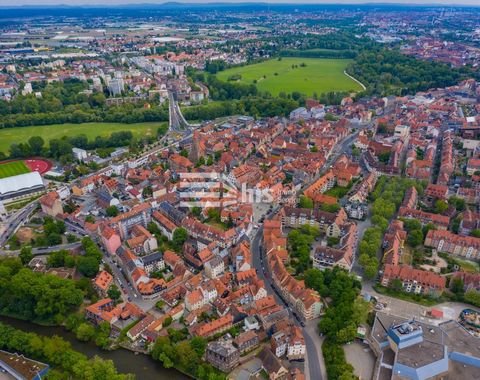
left=77, top=237, right=103, bottom=278
left=171, top=228, right=188, bottom=253
left=298, top=195, right=341, bottom=213
left=0, top=79, right=92, bottom=116
left=288, top=225, right=320, bottom=274
left=6, top=127, right=167, bottom=161
left=149, top=222, right=188, bottom=255
left=0, top=322, right=131, bottom=380
left=151, top=333, right=224, bottom=379
left=0, top=79, right=169, bottom=129
left=304, top=267, right=367, bottom=379
left=205, top=60, right=228, bottom=74
left=401, top=218, right=436, bottom=249
left=280, top=48, right=356, bottom=59
left=359, top=176, right=426, bottom=278
left=182, top=96, right=301, bottom=121
left=449, top=276, right=480, bottom=307
left=64, top=314, right=112, bottom=349
left=347, top=48, right=474, bottom=97
left=46, top=241, right=102, bottom=280
left=206, top=75, right=257, bottom=101
left=0, top=258, right=83, bottom=324
left=8, top=217, right=66, bottom=250
left=358, top=227, right=383, bottom=279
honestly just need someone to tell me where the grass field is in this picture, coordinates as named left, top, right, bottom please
left=216, top=58, right=362, bottom=96
left=0, top=161, right=31, bottom=179
left=0, top=122, right=167, bottom=154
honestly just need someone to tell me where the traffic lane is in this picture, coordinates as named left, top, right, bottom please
left=102, top=253, right=140, bottom=302
left=251, top=227, right=304, bottom=326
left=304, top=331, right=323, bottom=380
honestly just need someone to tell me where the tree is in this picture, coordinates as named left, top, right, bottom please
left=449, top=196, right=465, bottom=212
left=163, top=316, right=173, bottom=327
left=47, top=250, right=69, bottom=268
left=95, top=322, right=111, bottom=349
left=450, top=276, right=464, bottom=294
left=77, top=256, right=100, bottom=278
left=298, top=195, right=314, bottom=209
left=470, top=229, right=480, bottom=238
left=390, top=278, right=403, bottom=292
left=106, top=206, right=119, bottom=217
left=76, top=323, right=95, bottom=342
left=407, top=229, right=424, bottom=247
left=28, top=136, right=45, bottom=156
left=464, top=289, right=480, bottom=307
left=47, top=232, right=62, bottom=246
left=434, top=200, right=448, bottom=214
left=19, top=246, right=33, bottom=265
left=107, top=285, right=121, bottom=302
left=172, top=228, right=188, bottom=252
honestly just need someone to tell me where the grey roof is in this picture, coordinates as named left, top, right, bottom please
left=207, top=341, right=238, bottom=357
left=142, top=252, right=163, bottom=265
left=0, top=172, right=44, bottom=196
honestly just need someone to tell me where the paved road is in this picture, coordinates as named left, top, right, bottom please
left=0, top=202, right=38, bottom=250
left=251, top=217, right=323, bottom=380
left=0, top=242, right=83, bottom=257
left=249, top=130, right=366, bottom=380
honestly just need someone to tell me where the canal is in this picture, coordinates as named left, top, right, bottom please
left=0, top=315, right=190, bottom=380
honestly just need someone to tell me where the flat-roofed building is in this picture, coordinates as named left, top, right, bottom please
left=0, top=172, right=45, bottom=203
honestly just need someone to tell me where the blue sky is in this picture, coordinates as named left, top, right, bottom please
left=0, top=0, right=477, bottom=5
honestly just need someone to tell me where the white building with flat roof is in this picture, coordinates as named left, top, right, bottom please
left=0, top=171, right=45, bottom=203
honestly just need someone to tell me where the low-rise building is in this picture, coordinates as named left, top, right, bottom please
left=0, top=350, right=50, bottom=380
left=381, top=264, right=446, bottom=296
left=39, top=191, right=63, bottom=217
left=205, top=340, right=240, bottom=373
left=93, top=270, right=113, bottom=296
left=425, top=230, right=480, bottom=259
left=233, top=330, right=259, bottom=354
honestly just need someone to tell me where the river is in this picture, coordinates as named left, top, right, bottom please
left=0, top=315, right=190, bottom=380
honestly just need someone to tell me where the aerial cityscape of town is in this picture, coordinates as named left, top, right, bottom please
left=0, top=2, right=480, bottom=380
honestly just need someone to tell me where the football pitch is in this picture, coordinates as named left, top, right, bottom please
left=0, top=161, right=31, bottom=179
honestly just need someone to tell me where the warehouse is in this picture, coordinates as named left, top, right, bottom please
left=0, top=171, right=45, bottom=203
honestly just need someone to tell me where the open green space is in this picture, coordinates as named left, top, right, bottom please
left=216, top=57, right=362, bottom=96
left=324, top=184, right=352, bottom=199
left=0, top=161, right=31, bottom=179
left=0, top=122, right=166, bottom=154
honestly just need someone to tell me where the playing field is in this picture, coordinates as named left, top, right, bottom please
left=0, top=161, right=31, bottom=179
left=216, top=58, right=363, bottom=96
left=0, top=122, right=166, bottom=154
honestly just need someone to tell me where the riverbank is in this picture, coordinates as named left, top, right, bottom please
left=0, top=315, right=189, bottom=380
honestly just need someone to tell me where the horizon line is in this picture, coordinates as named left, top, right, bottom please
left=0, top=1, right=479, bottom=8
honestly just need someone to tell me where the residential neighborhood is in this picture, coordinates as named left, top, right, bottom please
left=0, top=3, right=480, bottom=380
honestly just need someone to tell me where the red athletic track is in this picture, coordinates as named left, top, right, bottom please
left=24, top=158, right=52, bottom=174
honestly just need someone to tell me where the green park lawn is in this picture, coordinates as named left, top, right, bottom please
left=0, top=160, right=31, bottom=179
left=216, top=57, right=363, bottom=96
left=0, top=122, right=166, bottom=155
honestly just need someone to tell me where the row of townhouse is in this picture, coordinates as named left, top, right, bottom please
left=264, top=219, right=323, bottom=321
left=398, top=206, right=451, bottom=230
left=424, top=229, right=480, bottom=259
left=348, top=171, right=378, bottom=204
left=381, top=264, right=446, bottom=296
left=313, top=222, right=358, bottom=272
left=270, top=324, right=306, bottom=361
left=279, top=206, right=347, bottom=238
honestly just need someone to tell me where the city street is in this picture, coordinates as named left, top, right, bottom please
left=251, top=225, right=324, bottom=380
left=0, top=202, right=38, bottom=252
